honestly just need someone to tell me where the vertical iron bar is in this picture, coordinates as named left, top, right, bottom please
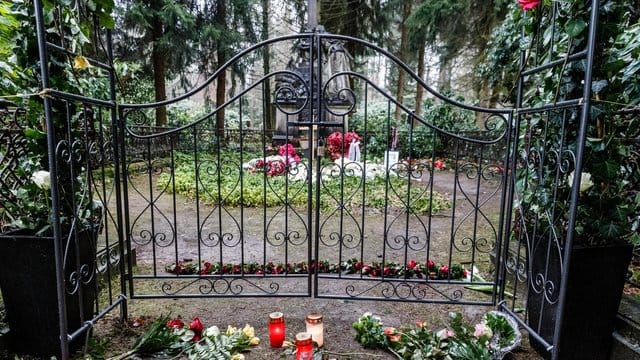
left=311, top=31, right=320, bottom=297
left=359, top=84, right=368, bottom=276
left=33, top=0, right=70, bottom=358
left=193, top=126, right=200, bottom=268
left=497, top=111, right=517, bottom=307
left=239, top=101, right=245, bottom=274
left=551, top=2, right=599, bottom=359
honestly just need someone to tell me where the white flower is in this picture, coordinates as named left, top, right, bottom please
left=203, top=325, right=220, bottom=337
left=568, top=171, right=594, bottom=192
left=31, top=170, right=51, bottom=190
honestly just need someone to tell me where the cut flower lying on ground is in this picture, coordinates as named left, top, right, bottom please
left=353, top=310, right=521, bottom=360
left=108, top=316, right=259, bottom=360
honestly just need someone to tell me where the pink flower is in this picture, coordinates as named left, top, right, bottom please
left=474, top=323, right=493, bottom=338
left=518, top=0, right=540, bottom=11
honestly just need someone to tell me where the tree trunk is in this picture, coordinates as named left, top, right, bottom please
left=437, top=54, right=452, bottom=93
left=151, top=12, right=167, bottom=127
left=215, top=0, right=227, bottom=136
left=394, top=0, right=413, bottom=121
left=414, top=45, right=425, bottom=122
left=261, top=0, right=273, bottom=130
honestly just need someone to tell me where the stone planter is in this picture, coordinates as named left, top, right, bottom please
left=0, top=228, right=97, bottom=357
left=527, top=239, right=633, bottom=359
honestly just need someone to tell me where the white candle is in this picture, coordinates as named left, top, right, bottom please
left=305, top=313, right=324, bottom=347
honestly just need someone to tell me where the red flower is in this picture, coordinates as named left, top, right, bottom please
left=189, top=317, right=203, bottom=335
left=192, top=334, right=201, bottom=342
left=433, top=159, right=445, bottom=170
left=518, top=0, right=540, bottom=11
left=384, top=327, right=397, bottom=335
left=166, top=319, right=184, bottom=329
left=426, top=260, right=435, bottom=270
left=439, top=265, right=449, bottom=274
left=407, top=260, right=417, bottom=269
left=354, top=261, right=363, bottom=271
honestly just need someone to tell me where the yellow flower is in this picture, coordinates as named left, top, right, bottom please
left=249, top=336, right=260, bottom=345
left=242, top=324, right=255, bottom=338
left=226, top=325, right=237, bottom=336
left=73, top=55, right=93, bottom=70
left=230, top=354, right=245, bottom=360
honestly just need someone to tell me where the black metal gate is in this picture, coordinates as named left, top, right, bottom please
left=118, top=32, right=515, bottom=304
left=23, top=1, right=610, bottom=358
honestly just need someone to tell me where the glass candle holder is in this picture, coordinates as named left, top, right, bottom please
left=268, top=312, right=285, bottom=347
left=305, top=313, right=324, bottom=347
left=295, top=332, right=314, bottom=360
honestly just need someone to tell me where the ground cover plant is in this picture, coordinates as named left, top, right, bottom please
left=159, top=149, right=451, bottom=215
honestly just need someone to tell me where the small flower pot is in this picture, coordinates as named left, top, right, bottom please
left=299, top=139, right=309, bottom=149
left=0, top=227, right=97, bottom=358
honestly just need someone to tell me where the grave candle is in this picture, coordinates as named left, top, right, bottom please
left=268, top=312, right=285, bottom=347
left=305, top=313, right=324, bottom=347
left=295, top=332, right=314, bottom=360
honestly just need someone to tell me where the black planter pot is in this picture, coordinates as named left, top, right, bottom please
left=0, top=228, right=97, bottom=358
left=527, top=241, right=633, bottom=360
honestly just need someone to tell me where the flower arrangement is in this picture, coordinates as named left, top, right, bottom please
left=326, top=131, right=361, bottom=160
left=109, top=315, right=259, bottom=360
left=165, top=258, right=469, bottom=280
left=352, top=311, right=520, bottom=360
left=245, top=143, right=301, bottom=177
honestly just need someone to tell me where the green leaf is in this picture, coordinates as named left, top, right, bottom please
left=565, top=19, right=587, bottom=37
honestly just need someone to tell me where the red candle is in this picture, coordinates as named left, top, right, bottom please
left=295, top=332, right=314, bottom=360
left=269, top=312, right=285, bottom=347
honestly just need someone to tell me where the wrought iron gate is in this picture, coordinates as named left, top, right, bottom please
left=23, top=0, right=609, bottom=359
left=118, top=32, right=515, bottom=304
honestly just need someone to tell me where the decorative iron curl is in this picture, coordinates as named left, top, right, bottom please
left=453, top=236, right=475, bottom=253
left=287, top=230, right=305, bottom=246
left=66, top=271, right=80, bottom=295
left=79, top=263, right=95, bottom=285
left=268, top=231, right=287, bottom=247
left=202, top=232, right=221, bottom=247
left=559, top=148, right=575, bottom=174
left=133, top=229, right=153, bottom=246
left=152, top=231, right=173, bottom=248
left=323, top=88, right=356, bottom=116
left=341, top=233, right=360, bottom=249
left=321, top=232, right=342, bottom=247
left=386, top=234, right=407, bottom=251
left=274, top=83, right=309, bottom=115
left=483, top=114, right=507, bottom=133
left=406, top=234, right=428, bottom=251
left=123, top=108, right=152, bottom=128
left=458, top=162, right=479, bottom=180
